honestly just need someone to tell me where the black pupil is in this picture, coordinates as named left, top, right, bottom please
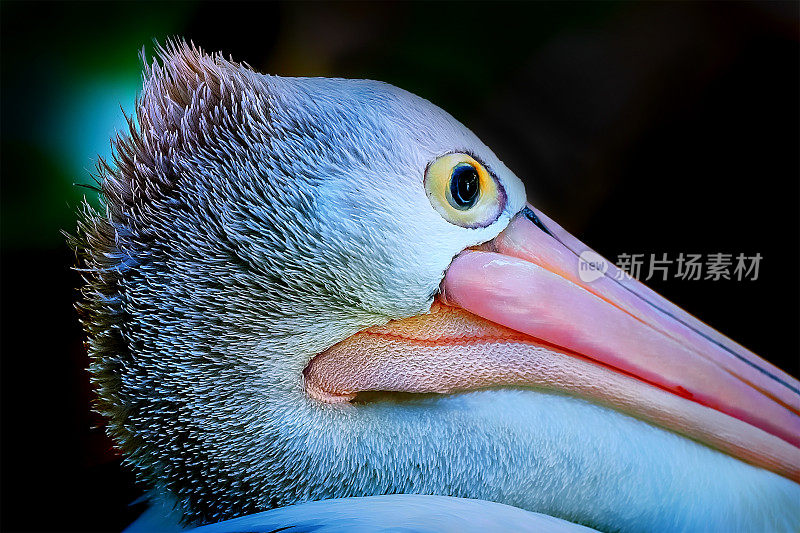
left=449, top=163, right=480, bottom=209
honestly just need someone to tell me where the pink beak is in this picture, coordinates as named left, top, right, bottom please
left=305, top=205, right=800, bottom=482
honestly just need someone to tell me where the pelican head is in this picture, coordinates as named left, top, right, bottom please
left=73, top=42, right=800, bottom=530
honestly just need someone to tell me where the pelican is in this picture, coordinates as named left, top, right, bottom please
left=72, top=41, right=800, bottom=532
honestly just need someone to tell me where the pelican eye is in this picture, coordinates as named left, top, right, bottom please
left=448, top=163, right=480, bottom=210
left=424, top=153, right=505, bottom=228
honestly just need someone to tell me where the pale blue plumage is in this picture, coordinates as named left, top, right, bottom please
left=126, top=390, right=800, bottom=532
left=184, top=495, right=597, bottom=533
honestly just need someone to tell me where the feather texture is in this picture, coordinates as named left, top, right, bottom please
left=129, top=495, right=597, bottom=533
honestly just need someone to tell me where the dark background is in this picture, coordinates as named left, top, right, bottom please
left=1, top=1, right=798, bottom=531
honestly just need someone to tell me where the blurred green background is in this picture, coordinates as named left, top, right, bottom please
left=1, top=1, right=798, bottom=531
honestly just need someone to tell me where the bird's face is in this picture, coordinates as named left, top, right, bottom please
left=75, top=43, right=799, bottom=529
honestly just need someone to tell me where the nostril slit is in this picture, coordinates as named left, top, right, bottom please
left=521, top=206, right=553, bottom=237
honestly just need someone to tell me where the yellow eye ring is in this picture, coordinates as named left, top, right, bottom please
left=424, top=153, right=505, bottom=228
